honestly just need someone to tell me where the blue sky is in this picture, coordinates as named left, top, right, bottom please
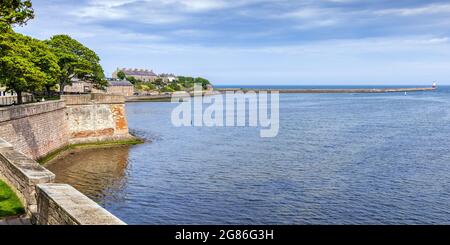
left=16, top=0, right=450, bottom=85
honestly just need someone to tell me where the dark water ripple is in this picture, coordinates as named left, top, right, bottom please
left=47, top=87, right=450, bottom=224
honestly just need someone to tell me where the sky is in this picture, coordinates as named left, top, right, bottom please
left=15, top=0, right=450, bottom=85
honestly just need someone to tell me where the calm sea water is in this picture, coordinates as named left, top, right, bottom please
left=46, top=86, right=450, bottom=224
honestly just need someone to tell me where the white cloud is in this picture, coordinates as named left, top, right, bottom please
left=295, top=19, right=339, bottom=30
left=376, top=3, right=450, bottom=16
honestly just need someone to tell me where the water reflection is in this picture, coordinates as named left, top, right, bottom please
left=45, top=146, right=130, bottom=204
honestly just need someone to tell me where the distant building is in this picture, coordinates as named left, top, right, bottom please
left=64, top=78, right=134, bottom=97
left=0, top=87, right=15, bottom=96
left=159, top=73, right=177, bottom=83
left=105, top=80, right=134, bottom=96
left=63, top=80, right=93, bottom=93
left=112, top=68, right=158, bottom=82
left=1, top=86, right=33, bottom=105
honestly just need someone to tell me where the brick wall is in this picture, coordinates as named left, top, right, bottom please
left=0, top=95, right=133, bottom=160
left=0, top=101, right=69, bottom=160
left=63, top=94, right=132, bottom=144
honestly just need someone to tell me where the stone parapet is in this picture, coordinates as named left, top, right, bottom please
left=36, top=183, right=126, bottom=225
left=62, top=93, right=125, bottom=105
left=0, top=100, right=66, bottom=123
left=0, top=139, right=126, bottom=225
left=0, top=147, right=55, bottom=208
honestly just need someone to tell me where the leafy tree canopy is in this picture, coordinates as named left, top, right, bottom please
left=177, top=76, right=210, bottom=89
left=0, top=0, right=34, bottom=30
left=45, top=34, right=106, bottom=93
left=117, top=70, right=126, bottom=80
left=0, top=31, right=59, bottom=103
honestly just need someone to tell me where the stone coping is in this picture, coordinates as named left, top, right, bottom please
left=0, top=138, right=13, bottom=150
left=36, top=183, right=126, bottom=225
left=0, top=146, right=55, bottom=209
left=62, top=94, right=125, bottom=105
left=0, top=100, right=66, bottom=123
left=0, top=149, right=55, bottom=184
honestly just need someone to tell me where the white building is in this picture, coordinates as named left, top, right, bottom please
left=0, top=87, right=15, bottom=96
left=159, top=73, right=177, bottom=82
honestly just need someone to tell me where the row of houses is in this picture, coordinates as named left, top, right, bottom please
left=112, top=68, right=177, bottom=82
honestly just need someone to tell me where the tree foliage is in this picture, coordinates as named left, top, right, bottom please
left=177, top=76, right=210, bottom=89
left=0, top=0, right=34, bottom=30
left=126, top=76, right=141, bottom=84
left=160, top=86, right=175, bottom=93
left=0, top=1, right=108, bottom=104
left=0, top=30, right=59, bottom=103
left=117, top=70, right=126, bottom=80
left=45, top=35, right=106, bottom=93
left=153, top=78, right=165, bottom=88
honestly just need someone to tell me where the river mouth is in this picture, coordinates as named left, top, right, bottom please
left=47, top=90, right=450, bottom=225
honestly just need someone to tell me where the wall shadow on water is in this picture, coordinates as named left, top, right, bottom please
left=45, top=146, right=130, bottom=204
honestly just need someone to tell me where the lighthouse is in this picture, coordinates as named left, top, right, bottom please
left=432, top=81, right=437, bottom=89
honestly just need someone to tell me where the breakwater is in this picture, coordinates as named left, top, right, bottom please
left=217, top=87, right=436, bottom=93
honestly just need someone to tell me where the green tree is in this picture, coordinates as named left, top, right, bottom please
left=145, top=82, right=156, bottom=91
left=29, top=37, right=60, bottom=96
left=126, top=76, right=138, bottom=84
left=194, top=77, right=211, bottom=89
left=168, top=81, right=182, bottom=91
left=160, top=86, right=175, bottom=93
left=153, top=78, right=165, bottom=89
left=117, top=70, right=126, bottom=80
left=177, top=76, right=195, bottom=88
left=0, top=31, right=59, bottom=104
left=0, top=0, right=34, bottom=30
left=45, top=35, right=106, bottom=94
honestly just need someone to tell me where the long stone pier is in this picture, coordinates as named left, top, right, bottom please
left=217, top=87, right=436, bottom=94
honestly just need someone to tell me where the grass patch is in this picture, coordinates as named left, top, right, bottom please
left=37, top=138, right=144, bottom=165
left=0, top=180, right=25, bottom=219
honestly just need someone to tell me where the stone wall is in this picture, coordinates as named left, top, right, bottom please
left=0, top=142, right=55, bottom=213
left=36, top=184, right=125, bottom=225
left=0, top=94, right=133, bottom=160
left=0, top=94, right=131, bottom=224
left=0, top=101, right=69, bottom=160
left=0, top=140, right=125, bottom=225
left=63, top=94, right=132, bottom=144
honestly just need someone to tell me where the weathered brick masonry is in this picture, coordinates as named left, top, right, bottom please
left=0, top=94, right=133, bottom=160
left=63, top=94, right=132, bottom=144
left=0, top=101, right=69, bottom=160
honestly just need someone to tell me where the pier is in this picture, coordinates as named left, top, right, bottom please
left=217, top=87, right=436, bottom=94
